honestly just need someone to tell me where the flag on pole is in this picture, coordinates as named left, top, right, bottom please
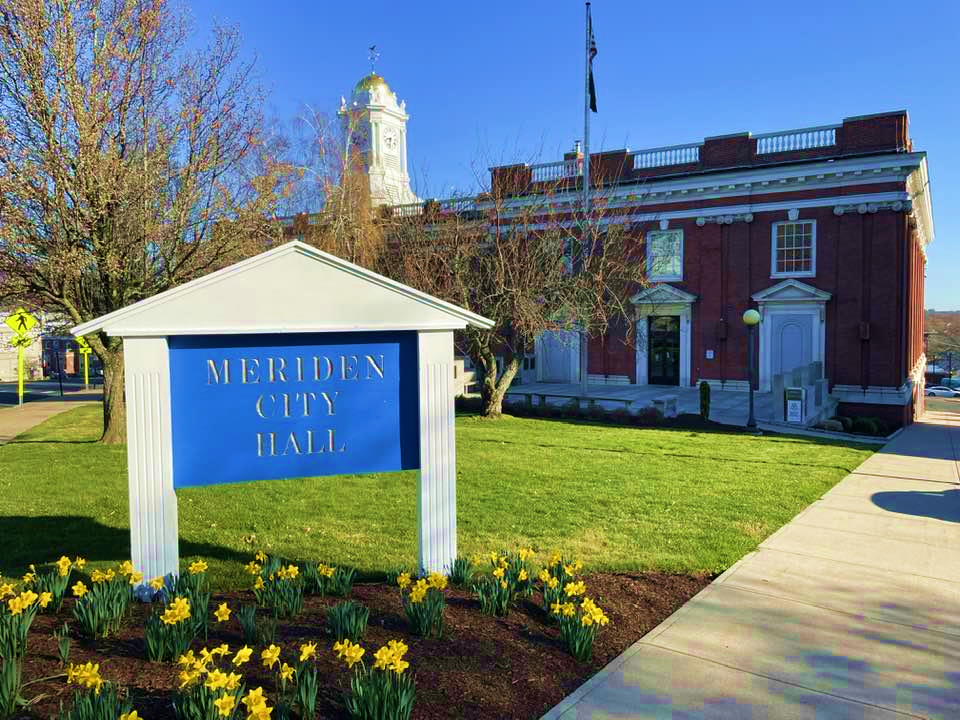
left=588, top=6, right=598, bottom=112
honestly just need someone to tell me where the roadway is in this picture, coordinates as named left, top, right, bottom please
left=0, top=379, right=104, bottom=407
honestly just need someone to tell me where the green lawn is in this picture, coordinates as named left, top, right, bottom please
left=0, top=405, right=872, bottom=590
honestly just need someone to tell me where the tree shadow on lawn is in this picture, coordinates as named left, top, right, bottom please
left=0, top=515, right=251, bottom=575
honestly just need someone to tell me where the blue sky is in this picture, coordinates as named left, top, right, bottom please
left=189, top=0, right=957, bottom=309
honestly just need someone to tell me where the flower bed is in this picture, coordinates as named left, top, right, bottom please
left=3, top=554, right=713, bottom=720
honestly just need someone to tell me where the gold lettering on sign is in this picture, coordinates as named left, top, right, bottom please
left=313, top=355, right=333, bottom=381
left=365, top=354, right=385, bottom=380
left=268, top=357, right=288, bottom=383
left=341, top=355, right=359, bottom=380
left=296, top=357, right=304, bottom=382
left=241, top=358, right=260, bottom=384
left=207, top=359, right=230, bottom=385
left=255, top=394, right=274, bottom=419
left=306, top=429, right=322, bottom=454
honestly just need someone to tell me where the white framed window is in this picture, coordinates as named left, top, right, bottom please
left=771, top=220, right=816, bottom=277
left=646, top=229, right=683, bottom=280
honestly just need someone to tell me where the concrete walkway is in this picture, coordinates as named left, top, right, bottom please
left=543, top=409, right=960, bottom=719
left=0, top=390, right=102, bottom=444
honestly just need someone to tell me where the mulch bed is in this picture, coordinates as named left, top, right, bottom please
left=18, top=571, right=714, bottom=720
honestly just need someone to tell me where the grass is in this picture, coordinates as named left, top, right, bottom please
left=0, top=405, right=873, bottom=590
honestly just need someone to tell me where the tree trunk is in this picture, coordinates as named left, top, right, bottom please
left=99, top=345, right=126, bottom=445
left=480, top=350, right=521, bottom=419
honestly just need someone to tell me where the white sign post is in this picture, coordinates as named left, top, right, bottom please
left=73, top=241, right=493, bottom=582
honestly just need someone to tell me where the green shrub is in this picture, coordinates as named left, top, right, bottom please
left=835, top=415, right=853, bottom=432
left=852, top=417, right=878, bottom=435
left=821, top=419, right=844, bottom=432
left=326, top=600, right=369, bottom=643
left=54, top=623, right=71, bottom=668
left=699, top=382, right=711, bottom=420
left=608, top=407, right=632, bottom=425
left=236, top=605, right=257, bottom=645
left=560, top=398, right=580, bottom=418
left=59, top=667, right=132, bottom=720
left=636, top=406, right=662, bottom=425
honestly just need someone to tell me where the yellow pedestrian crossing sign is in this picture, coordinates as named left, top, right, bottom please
left=76, top=336, right=92, bottom=353
left=5, top=307, right=37, bottom=336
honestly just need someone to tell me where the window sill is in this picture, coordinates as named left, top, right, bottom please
left=770, top=271, right=815, bottom=279
left=649, top=276, right=684, bottom=283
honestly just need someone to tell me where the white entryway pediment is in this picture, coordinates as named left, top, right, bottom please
left=631, top=284, right=698, bottom=306
left=751, top=279, right=831, bottom=304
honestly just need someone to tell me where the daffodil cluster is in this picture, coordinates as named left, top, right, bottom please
left=537, top=552, right=583, bottom=613
left=173, top=645, right=248, bottom=720
left=302, top=559, right=348, bottom=597
left=145, top=596, right=196, bottom=662
left=340, top=639, right=416, bottom=720
left=71, top=562, right=134, bottom=640
left=542, top=562, right=612, bottom=662
left=250, top=555, right=305, bottom=620
left=21, top=555, right=88, bottom=614
left=473, top=548, right=536, bottom=617
left=63, top=661, right=133, bottom=720
left=397, top=572, right=447, bottom=638
left=66, top=661, right=104, bottom=695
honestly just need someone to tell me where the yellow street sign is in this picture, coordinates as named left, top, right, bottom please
left=76, top=336, right=91, bottom=351
left=4, top=307, right=37, bottom=336
left=79, top=347, right=92, bottom=354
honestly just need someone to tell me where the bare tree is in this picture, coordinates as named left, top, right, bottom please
left=0, top=0, right=290, bottom=443
left=380, top=171, right=649, bottom=418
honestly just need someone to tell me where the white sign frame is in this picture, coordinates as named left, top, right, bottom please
left=73, top=241, right=493, bottom=581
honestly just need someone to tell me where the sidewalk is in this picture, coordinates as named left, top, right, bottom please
left=543, top=409, right=960, bottom=719
left=0, top=390, right=102, bottom=444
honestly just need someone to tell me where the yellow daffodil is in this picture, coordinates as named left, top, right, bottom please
left=254, top=576, right=265, bottom=591
left=188, top=560, right=208, bottom=575
left=518, top=569, right=528, bottom=582
left=38, top=591, right=52, bottom=609
left=408, top=580, right=428, bottom=604
left=519, top=547, right=533, bottom=562
left=279, top=662, right=295, bottom=682
left=177, top=651, right=196, bottom=667
left=213, top=695, right=236, bottom=718
left=73, top=557, right=86, bottom=570
left=537, top=569, right=550, bottom=584
left=120, top=711, right=140, bottom=720
left=7, top=596, right=24, bottom=616
left=285, top=564, right=299, bottom=579
left=254, top=551, right=267, bottom=563
left=22, top=568, right=36, bottom=584
left=129, top=571, right=144, bottom=585
left=317, top=563, right=335, bottom=578
left=204, top=670, right=228, bottom=691
left=333, top=639, right=365, bottom=669
left=387, top=639, right=408, bottom=657
left=550, top=601, right=563, bottom=615
left=299, top=641, right=317, bottom=662
left=242, top=687, right=266, bottom=711
left=224, top=672, right=242, bottom=691
left=372, top=646, right=392, bottom=671
left=119, top=560, right=134, bottom=576
left=248, top=702, right=272, bottom=720
left=67, top=662, right=103, bottom=695
left=564, top=581, right=586, bottom=597
left=214, top=602, right=231, bottom=622
left=499, top=579, right=509, bottom=589
left=178, top=669, right=200, bottom=688
left=261, top=644, right=281, bottom=668
left=149, top=576, right=165, bottom=591
left=547, top=577, right=559, bottom=589
left=396, top=572, right=411, bottom=590
left=0, top=583, right=13, bottom=598
left=245, top=561, right=261, bottom=576
left=561, top=602, right=576, bottom=617
left=232, top=646, right=253, bottom=666
left=212, top=644, right=231, bottom=657
left=563, top=563, right=577, bottom=577
left=492, top=567, right=505, bottom=579
left=488, top=551, right=499, bottom=563
left=548, top=552, right=562, bottom=568
left=56, top=556, right=72, bottom=577
left=427, top=572, right=448, bottom=591
left=72, top=581, right=88, bottom=598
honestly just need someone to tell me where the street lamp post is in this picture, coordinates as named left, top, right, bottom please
left=742, top=309, right=761, bottom=429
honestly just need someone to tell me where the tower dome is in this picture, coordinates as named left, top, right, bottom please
left=354, top=73, right=390, bottom=96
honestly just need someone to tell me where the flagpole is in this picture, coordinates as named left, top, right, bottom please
left=579, top=2, right=592, bottom=393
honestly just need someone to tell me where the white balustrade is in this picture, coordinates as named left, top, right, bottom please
left=631, top=143, right=700, bottom=170
left=755, top=125, right=838, bottom=154
left=530, top=159, right=582, bottom=183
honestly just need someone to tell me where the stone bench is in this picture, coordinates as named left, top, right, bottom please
left=653, top=395, right=679, bottom=418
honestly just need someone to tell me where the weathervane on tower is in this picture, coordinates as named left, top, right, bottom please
left=368, top=45, right=379, bottom=74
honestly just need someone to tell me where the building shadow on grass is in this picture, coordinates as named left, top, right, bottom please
left=0, top=515, right=251, bottom=574
left=871, top=488, right=960, bottom=523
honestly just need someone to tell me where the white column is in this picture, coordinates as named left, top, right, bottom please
left=123, top=336, right=178, bottom=583
left=680, top=307, right=691, bottom=386
left=416, top=330, right=457, bottom=575
left=635, top=315, right=649, bottom=385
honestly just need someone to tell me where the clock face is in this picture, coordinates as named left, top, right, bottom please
left=383, top=127, right=399, bottom=153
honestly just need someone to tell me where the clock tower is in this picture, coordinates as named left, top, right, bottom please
left=339, top=73, right=419, bottom=208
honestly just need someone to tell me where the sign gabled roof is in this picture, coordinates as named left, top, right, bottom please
left=752, top=279, right=832, bottom=304
left=72, top=241, right=494, bottom=337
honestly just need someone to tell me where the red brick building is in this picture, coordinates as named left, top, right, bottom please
left=478, top=111, right=933, bottom=426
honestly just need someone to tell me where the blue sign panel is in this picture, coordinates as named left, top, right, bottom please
left=168, top=332, right=420, bottom=488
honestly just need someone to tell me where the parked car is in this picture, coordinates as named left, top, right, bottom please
left=939, top=377, right=960, bottom=389
left=925, top=386, right=960, bottom=398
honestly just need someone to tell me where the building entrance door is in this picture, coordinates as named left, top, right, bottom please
left=648, top=316, right=680, bottom=385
